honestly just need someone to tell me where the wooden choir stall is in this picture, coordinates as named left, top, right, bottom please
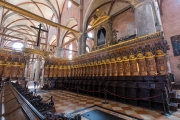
left=45, top=31, right=178, bottom=113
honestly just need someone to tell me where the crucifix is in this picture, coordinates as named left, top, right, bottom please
left=31, top=24, right=48, bottom=47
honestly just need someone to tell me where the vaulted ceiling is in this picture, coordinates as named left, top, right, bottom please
left=0, top=0, right=65, bottom=49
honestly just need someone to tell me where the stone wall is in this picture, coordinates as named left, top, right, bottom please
left=161, top=0, right=180, bottom=81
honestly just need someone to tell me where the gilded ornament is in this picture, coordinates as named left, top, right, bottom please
left=122, top=56, right=129, bottom=61
left=145, top=52, right=155, bottom=58
left=50, top=65, right=54, bottom=68
left=102, top=60, right=106, bottom=64
left=129, top=54, right=136, bottom=60
left=136, top=53, right=145, bottom=59
left=116, top=57, right=122, bottom=62
left=106, top=59, right=110, bottom=64
left=92, top=9, right=110, bottom=28
left=155, top=50, right=165, bottom=57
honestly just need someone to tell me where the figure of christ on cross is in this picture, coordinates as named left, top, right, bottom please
left=31, top=24, right=48, bottom=47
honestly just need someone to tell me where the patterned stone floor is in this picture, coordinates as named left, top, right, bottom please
left=36, top=90, right=180, bottom=120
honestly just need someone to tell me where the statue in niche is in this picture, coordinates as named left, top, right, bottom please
left=97, top=28, right=106, bottom=46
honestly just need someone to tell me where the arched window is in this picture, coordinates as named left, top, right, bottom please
left=13, top=42, right=24, bottom=50
left=86, top=46, right=90, bottom=53
left=68, top=43, right=72, bottom=60
left=88, top=32, right=93, bottom=38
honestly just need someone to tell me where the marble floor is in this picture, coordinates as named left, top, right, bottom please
left=36, top=90, right=180, bottom=120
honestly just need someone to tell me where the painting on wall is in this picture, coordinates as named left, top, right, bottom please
left=171, top=35, right=180, bottom=56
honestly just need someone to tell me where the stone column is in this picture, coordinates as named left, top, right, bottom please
left=78, top=33, right=86, bottom=55
left=54, top=48, right=64, bottom=57
left=35, top=58, right=40, bottom=81
left=133, top=0, right=156, bottom=37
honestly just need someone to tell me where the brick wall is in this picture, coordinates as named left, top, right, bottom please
left=112, top=9, right=136, bottom=39
left=161, top=0, right=180, bottom=81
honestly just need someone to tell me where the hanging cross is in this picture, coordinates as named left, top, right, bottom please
left=31, top=24, right=48, bottom=47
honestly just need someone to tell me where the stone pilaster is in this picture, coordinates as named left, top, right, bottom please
left=133, top=0, right=156, bottom=36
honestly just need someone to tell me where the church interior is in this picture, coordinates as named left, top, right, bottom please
left=1, top=0, right=180, bottom=119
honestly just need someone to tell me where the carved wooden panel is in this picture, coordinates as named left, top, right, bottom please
left=68, top=67, right=71, bottom=77
left=95, top=65, right=98, bottom=76
left=58, top=67, right=62, bottom=77
left=63, top=67, right=67, bottom=77
left=146, top=58, right=157, bottom=76
left=3, top=65, right=11, bottom=77
left=116, top=62, right=124, bottom=76
left=71, top=67, right=74, bottom=77
left=80, top=67, right=83, bottom=76
left=86, top=66, right=88, bottom=76
left=101, top=64, right=105, bottom=76
left=11, top=66, right=19, bottom=77
left=0, top=65, right=4, bottom=76
left=44, top=66, right=49, bottom=78
left=137, top=59, right=147, bottom=76
left=156, top=56, right=167, bottom=75
left=123, top=61, right=131, bottom=76
left=81, top=66, right=84, bottom=76
left=49, top=66, right=54, bottom=77
left=129, top=60, right=139, bottom=76
left=53, top=66, right=58, bottom=77
left=61, top=67, right=64, bottom=77
left=106, top=63, right=111, bottom=76
left=111, top=63, right=117, bottom=76
left=97, top=65, right=101, bottom=76
left=90, top=65, right=93, bottom=76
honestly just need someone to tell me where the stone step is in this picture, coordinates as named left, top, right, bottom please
left=169, top=103, right=178, bottom=112
left=170, top=98, right=180, bottom=103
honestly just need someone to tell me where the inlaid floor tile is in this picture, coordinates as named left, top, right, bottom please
left=38, top=90, right=180, bottom=120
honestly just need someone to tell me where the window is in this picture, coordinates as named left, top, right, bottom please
left=88, top=32, right=93, bottom=38
left=68, top=1, right=72, bottom=8
left=86, top=46, right=90, bottom=53
left=68, top=43, right=72, bottom=60
left=13, top=42, right=24, bottom=50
